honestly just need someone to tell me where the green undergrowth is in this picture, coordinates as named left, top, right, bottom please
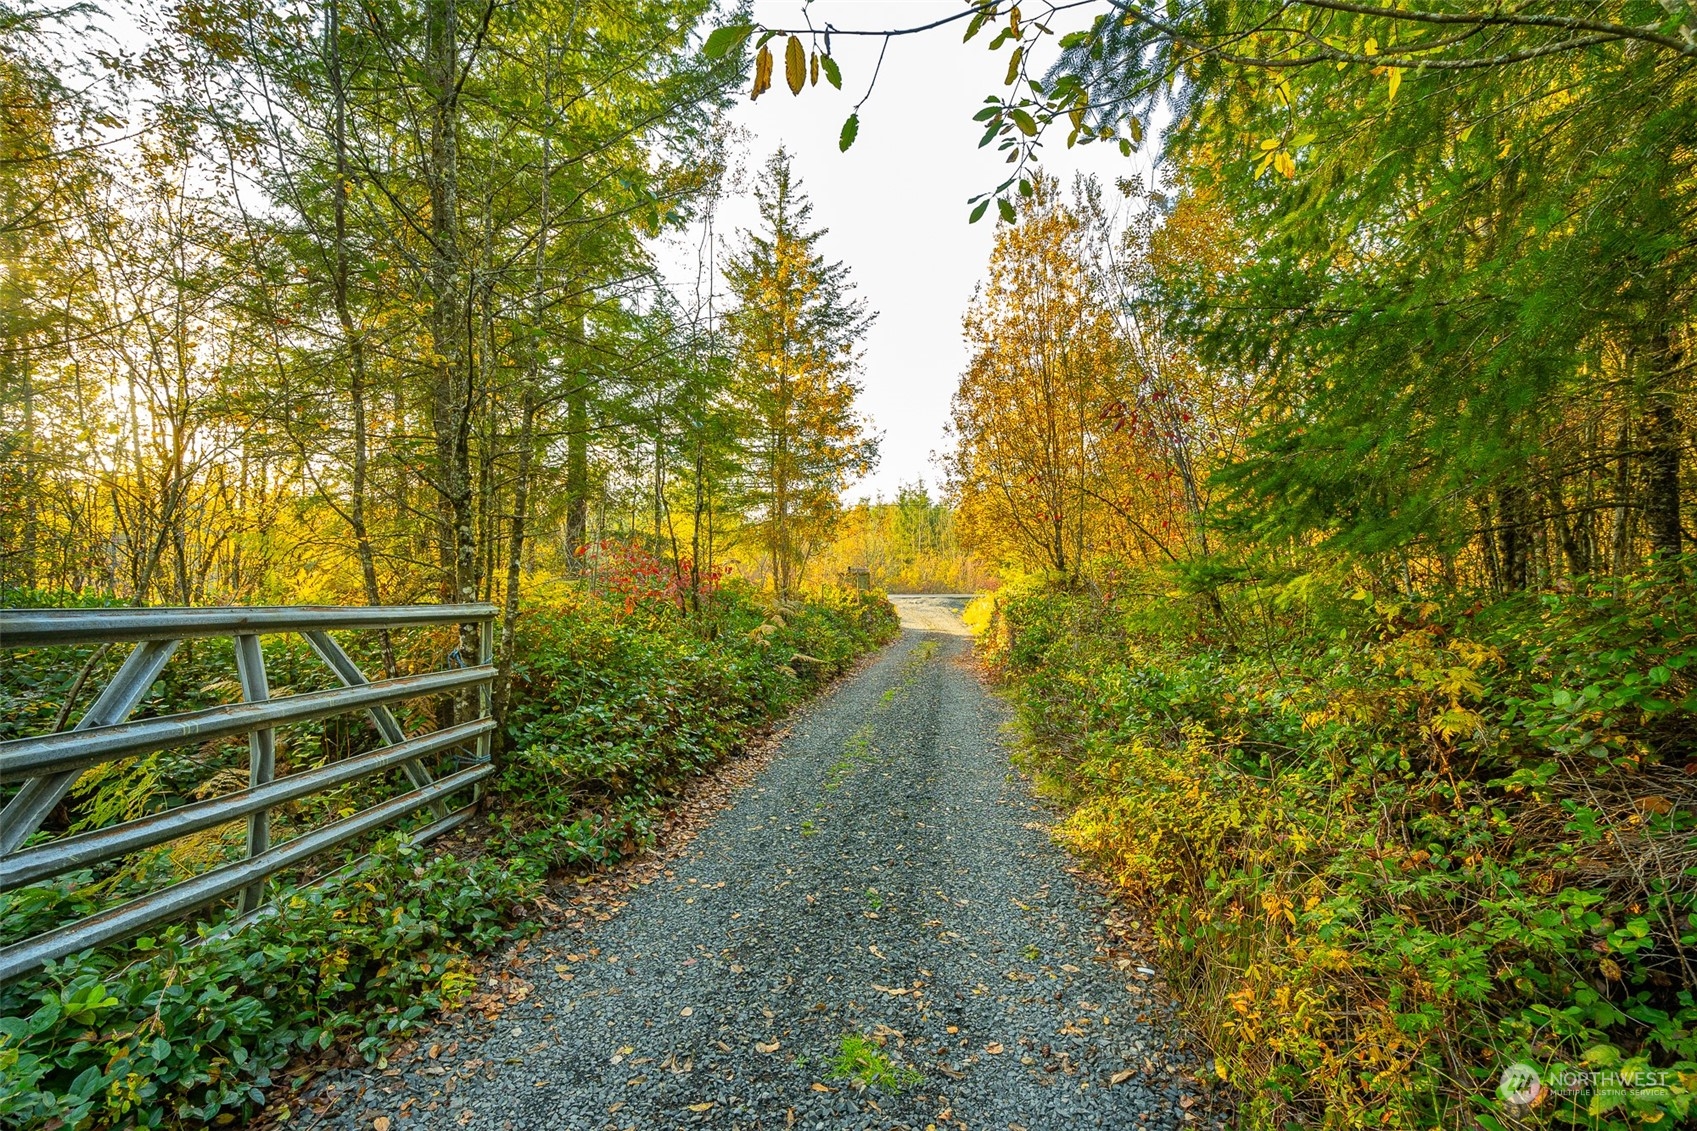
left=0, top=582, right=898, bottom=1129
left=972, top=565, right=1697, bottom=1130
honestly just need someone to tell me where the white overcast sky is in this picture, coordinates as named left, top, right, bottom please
left=659, top=0, right=1160, bottom=502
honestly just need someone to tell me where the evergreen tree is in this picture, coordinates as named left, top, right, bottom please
left=724, top=148, right=878, bottom=594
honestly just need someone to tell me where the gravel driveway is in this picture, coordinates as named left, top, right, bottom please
left=298, top=595, right=1208, bottom=1131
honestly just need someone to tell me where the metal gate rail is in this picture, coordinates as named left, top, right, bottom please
left=0, top=604, right=496, bottom=984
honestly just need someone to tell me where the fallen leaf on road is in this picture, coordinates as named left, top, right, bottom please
left=1180, top=1095, right=1196, bottom=1109
left=373, top=1119, right=390, bottom=1131
left=680, top=1006, right=694, bottom=1016
left=687, top=1102, right=713, bottom=1112
left=756, top=1040, right=781, bottom=1054
left=810, top=1082, right=833, bottom=1093
left=985, top=1043, right=1005, bottom=1055
left=1110, top=1069, right=1136, bottom=1086
left=871, top=984, right=910, bottom=996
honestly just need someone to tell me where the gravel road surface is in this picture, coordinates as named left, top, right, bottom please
left=300, top=595, right=1206, bottom=1131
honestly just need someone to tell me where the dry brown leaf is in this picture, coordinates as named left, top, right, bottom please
left=810, top=1082, right=833, bottom=1093
left=756, top=1039, right=781, bottom=1054
left=373, top=1119, right=390, bottom=1131
left=687, top=1102, right=713, bottom=1112
left=985, top=1042, right=1005, bottom=1055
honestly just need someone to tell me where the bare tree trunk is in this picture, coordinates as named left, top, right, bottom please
left=1644, top=329, right=1683, bottom=568
left=327, top=0, right=395, bottom=673
left=1611, top=416, right=1633, bottom=575
left=1497, top=483, right=1529, bottom=591
left=496, top=391, right=536, bottom=736
left=423, top=0, right=480, bottom=691
left=565, top=305, right=589, bottom=555
left=1551, top=483, right=1590, bottom=576
left=19, top=353, right=38, bottom=590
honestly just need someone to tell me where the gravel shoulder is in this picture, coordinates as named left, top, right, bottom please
left=296, top=595, right=1209, bottom=1131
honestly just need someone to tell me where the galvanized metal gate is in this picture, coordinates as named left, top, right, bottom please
left=0, top=604, right=496, bottom=983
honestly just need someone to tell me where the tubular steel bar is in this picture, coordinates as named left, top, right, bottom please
left=0, top=720, right=495, bottom=892
left=233, top=634, right=275, bottom=914
left=0, top=638, right=178, bottom=855
left=0, top=764, right=494, bottom=984
left=0, top=603, right=499, bottom=647
left=303, top=630, right=449, bottom=818
left=0, top=602, right=497, bottom=984
left=0, top=666, right=493, bottom=784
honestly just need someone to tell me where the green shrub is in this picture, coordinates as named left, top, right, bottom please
left=0, top=842, right=531, bottom=1130
left=974, top=569, right=1697, bottom=1130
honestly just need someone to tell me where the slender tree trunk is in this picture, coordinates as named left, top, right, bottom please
left=423, top=0, right=480, bottom=706
left=1611, top=415, right=1633, bottom=575
left=1479, top=495, right=1502, bottom=591
left=1551, top=483, right=1590, bottom=576
left=496, top=391, right=536, bottom=737
left=1497, top=483, right=1529, bottom=591
left=1644, top=329, right=1683, bottom=567
left=565, top=305, right=589, bottom=555
left=327, top=0, right=394, bottom=672
left=690, top=439, right=705, bottom=613
left=19, top=353, right=38, bottom=590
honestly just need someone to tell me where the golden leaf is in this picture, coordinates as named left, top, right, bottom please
left=752, top=44, right=773, bottom=99
left=785, top=36, right=805, bottom=96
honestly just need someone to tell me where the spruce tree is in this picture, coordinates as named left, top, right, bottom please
left=724, top=148, right=878, bottom=594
